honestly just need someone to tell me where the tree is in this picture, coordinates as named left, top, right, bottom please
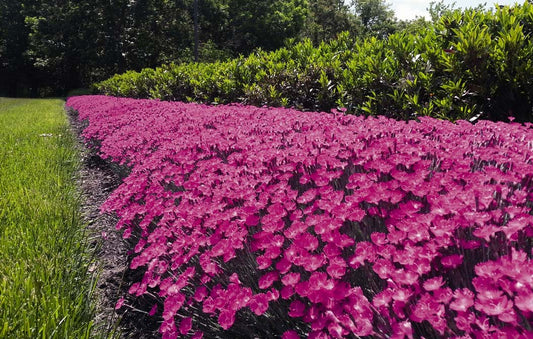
left=216, top=0, right=308, bottom=54
left=427, top=1, right=457, bottom=22
left=120, top=0, right=195, bottom=69
left=22, top=0, right=106, bottom=93
left=350, top=0, right=397, bottom=38
left=0, top=0, right=30, bottom=96
left=301, top=0, right=358, bottom=44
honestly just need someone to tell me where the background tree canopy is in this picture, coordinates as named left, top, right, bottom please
left=0, top=0, right=424, bottom=96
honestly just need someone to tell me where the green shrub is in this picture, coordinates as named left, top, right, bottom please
left=96, top=2, right=533, bottom=123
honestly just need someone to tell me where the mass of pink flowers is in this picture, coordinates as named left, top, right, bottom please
left=67, top=95, right=533, bottom=338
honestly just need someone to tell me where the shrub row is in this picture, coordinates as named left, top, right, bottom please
left=67, top=95, right=533, bottom=338
left=95, top=3, right=533, bottom=123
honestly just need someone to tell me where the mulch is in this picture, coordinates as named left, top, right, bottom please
left=67, top=108, right=159, bottom=338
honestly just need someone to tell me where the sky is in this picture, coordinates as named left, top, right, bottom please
left=388, top=0, right=522, bottom=21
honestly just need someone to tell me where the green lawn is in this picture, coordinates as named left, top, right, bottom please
left=0, top=98, right=95, bottom=338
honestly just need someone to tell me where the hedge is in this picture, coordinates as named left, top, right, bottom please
left=96, top=2, right=533, bottom=123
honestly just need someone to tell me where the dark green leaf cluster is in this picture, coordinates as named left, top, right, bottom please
left=1, top=0, right=309, bottom=96
left=97, top=2, right=533, bottom=123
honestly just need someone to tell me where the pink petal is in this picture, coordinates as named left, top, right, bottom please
left=179, top=317, right=193, bottom=335
left=115, top=297, right=125, bottom=310
left=218, top=309, right=236, bottom=330
left=282, top=330, right=301, bottom=339
left=288, top=300, right=306, bottom=317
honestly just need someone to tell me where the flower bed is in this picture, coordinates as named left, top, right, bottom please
left=67, top=95, right=533, bottom=338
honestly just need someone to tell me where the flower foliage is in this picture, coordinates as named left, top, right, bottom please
left=67, top=95, right=533, bottom=338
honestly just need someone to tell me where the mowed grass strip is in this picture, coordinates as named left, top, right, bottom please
left=0, top=98, right=95, bottom=338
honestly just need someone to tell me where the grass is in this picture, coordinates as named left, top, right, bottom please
left=0, top=98, right=95, bottom=338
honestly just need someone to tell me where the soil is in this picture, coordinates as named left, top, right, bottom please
left=68, top=109, right=159, bottom=338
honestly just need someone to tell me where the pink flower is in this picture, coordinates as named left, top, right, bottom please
left=159, top=318, right=177, bottom=337
left=202, top=297, right=215, bottom=314
left=515, top=292, right=533, bottom=312
left=267, top=288, right=280, bottom=301
left=288, top=300, right=306, bottom=318
left=393, top=300, right=407, bottom=319
left=387, top=227, right=406, bottom=244
left=391, top=321, right=413, bottom=338
left=134, top=238, right=146, bottom=253
left=115, top=297, right=125, bottom=310
left=408, top=227, right=430, bottom=243
left=407, top=258, right=431, bottom=276
left=373, top=259, right=394, bottom=279
left=497, top=308, right=517, bottom=324
left=308, top=272, right=328, bottom=288
left=267, top=203, right=286, bottom=217
left=474, top=261, right=502, bottom=280
left=347, top=207, right=366, bottom=222
left=458, top=239, right=480, bottom=250
left=370, top=232, right=388, bottom=245
left=423, top=277, right=445, bottom=291
left=294, top=233, right=319, bottom=251
left=284, top=220, right=308, bottom=238
left=282, top=272, right=301, bottom=286
left=259, top=271, right=279, bottom=289
left=323, top=243, right=341, bottom=258
left=276, top=257, right=292, bottom=274
left=353, top=318, right=373, bottom=336
left=327, top=257, right=347, bottom=279
left=327, top=321, right=344, bottom=338
left=432, top=287, right=452, bottom=304
left=191, top=331, right=204, bottom=339
left=262, top=218, right=285, bottom=233
left=373, top=289, right=392, bottom=308
left=163, top=293, right=185, bottom=320
left=410, top=293, right=443, bottom=323
left=308, top=330, right=329, bottom=339
left=472, top=224, right=501, bottom=242
left=249, top=293, right=269, bottom=315
left=502, top=215, right=529, bottom=240
left=281, top=285, right=294, bottom=299
left=297, top=189, right=317, bottom=204
left=454, top=311, right=475, bottom=331
left=392, top=288, right=412, bottom=302
left=475, top=294, right=513, bottom=316
left=392, top=269, right=418, bottom=285
left=474, top=315, right=496, bottom=333
left=301, top=254, right=326, bottom=272
left=328, top=231, right=354, bottom=248
left=255, top=254, right=273, bottom=270
left=245, top=214, right=260, bottom=226
left=349, top=241, right=376, bottom=268
left=282, top=330, right=300, bottom=339
left=218, top=309, right=236, bottom=330
left=441, top=254, right=463, bottom=268
left=179, top=317, right=193, bottom=335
